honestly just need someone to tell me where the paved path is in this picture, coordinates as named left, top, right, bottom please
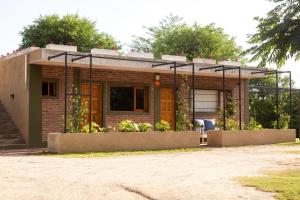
left=0, top=145, right=300, bottom=200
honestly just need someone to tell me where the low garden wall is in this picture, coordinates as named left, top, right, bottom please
left=48, top=131, right=201, bottom=153
left=207, top=129, right=296, bottom=147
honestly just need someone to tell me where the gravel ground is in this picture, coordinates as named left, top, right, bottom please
left=0, top=145, right=300, bottom=200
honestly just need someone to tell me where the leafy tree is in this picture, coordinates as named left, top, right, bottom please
left=249, top=75, right=298, bottom=130
left=20, top=14, right=119, bottom=52
left=245, top=0, right=300, bottom=67
left=131, top=14, right=242, bottom=61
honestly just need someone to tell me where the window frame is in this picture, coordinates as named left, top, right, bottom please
left=42, top=79, right=59, bottom=99
left=192, top=89, right=219, bottom=113
left=108, top=84, right=150, bottom=115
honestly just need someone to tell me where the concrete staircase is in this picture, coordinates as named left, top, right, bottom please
left=0, top=101, right=26, bottom=150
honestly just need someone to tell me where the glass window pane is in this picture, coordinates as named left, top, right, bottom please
left=49, top=83, right=56, bottom=96
left=110, top=87, right=134, bottom=111
left=42, top=82, right=48, bottom=96
left=136, top=89, right=145, bottom=110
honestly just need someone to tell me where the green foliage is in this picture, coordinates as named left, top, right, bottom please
left=216, top=118, right=239, bottom=130
left=66, top=87, right=88, bottom=133
left=138, top=123, right=153, bottom=132
left=249, top=75, right=297, bottom=131
left=118, top=120, right=139, bottom=132
left=239, top=169, right=300, bottom=200
left=20, top=14, right=119, bottom=52
left=245, top=0, right=300, bottom=67
left=244, top=118, right=263, bottom=130
left=225, top=93, right=236, bottom=119
left=131, top=14, right=242, bottom=61
left=272, top=114, right=290, bottom=129
left=155, top=120, right=171, bottom=132
left=81, top=122, right=102, bottom=133
left=216, top=92, right=239, bottom=130
left=176, top=75, right=193, bottom=131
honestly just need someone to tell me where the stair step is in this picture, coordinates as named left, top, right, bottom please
left=0, top=101, right=24, bottom=150
left=0, top=144, right=27, bottom=150
left=0, top=134, right=21, bottom=139
left=0, top=129, right=19, bottom=133
left=0, top=138, right=25, bottom=145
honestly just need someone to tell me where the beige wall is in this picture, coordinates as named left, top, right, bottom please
left=207, top=129, right=296, bottom=147
left=48, top=132, right=201, bottom=153
left=0, top=55, right=30, bottom=143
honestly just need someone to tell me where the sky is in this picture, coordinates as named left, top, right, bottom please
left=0, top=0, right=299, bottom=88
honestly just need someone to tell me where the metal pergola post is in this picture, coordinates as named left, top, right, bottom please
left=64, top=52, right=68, bottom=133
left=170, top=63, right=196, bottom=130
left=215, top=66, right=241, bottom=130
left=238, top=67, right=242, bottom=130
left=275, top=70, right=279, bottom=129
left=48, top=52, right=68, bottom=133
left=222, top=66, right=226, bottom=130
left=173, top=62, right=177, bottom=131
left=251, top=69, right=293, bottom=129
left=71, top=54, right=93, bottom=133
left=289, top=71, right=292, bottom=129
left=200, top=65, right=227, bottom=130
left=192, top=63, right=195, bottom=131
left=89, top=54, right=92, bottom=133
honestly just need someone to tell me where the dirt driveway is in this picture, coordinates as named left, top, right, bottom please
left=0, top=145, right=299, bottom=200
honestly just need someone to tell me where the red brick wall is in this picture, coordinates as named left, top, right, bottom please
left=42, top=66, right=246, bottom=141
left=80, top=69, right=155, bottom=129
left=41, top=66, right=73, bottom=142
left=159, top=74, right=245, bottom=122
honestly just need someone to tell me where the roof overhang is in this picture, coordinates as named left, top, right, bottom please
left=23, top=48, right=267, bottom=79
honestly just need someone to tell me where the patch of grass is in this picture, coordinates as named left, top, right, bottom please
left=39, top=148, right=207, bottom=158
left=275, top=139, right=300, bottom=146
left=285, top=150, right=300, bottom=155
left=238, top=169, right=300, bottom=200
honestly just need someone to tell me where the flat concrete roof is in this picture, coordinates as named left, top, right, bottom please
left=1, top=47, right=266, bottom=79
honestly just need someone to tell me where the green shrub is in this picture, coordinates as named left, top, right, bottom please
left=138, top=123, right=153, bottom=132
left=216, top=118, right=239, bottom=130
left=244, top=118, right=263, bottom=130
left=81, top=122, right=101, bottom=133
left=118, top=120, right=139, bottom=132
left=155, top=120, right=171, bottom=131
left=272, top=114, right=290, bottom=129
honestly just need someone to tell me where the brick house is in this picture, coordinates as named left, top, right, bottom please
left=0, top=44, right=263, bottom=147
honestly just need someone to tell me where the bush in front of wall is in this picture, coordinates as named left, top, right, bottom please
left=244, top=118, right=263, bottom=130
left=81, top=122, right=101, bottom=133
left=118, top=120, right=139, bottom=132
left=138, top=123, right=153, bottom=132
left=155, top=120, right=171, bottom=132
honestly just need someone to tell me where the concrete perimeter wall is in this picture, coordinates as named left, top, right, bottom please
left=207, top=129, right=296, bottom=147
left=48, top=131, right=201, bottom=153
left=0, top=55, right=30, bottom=143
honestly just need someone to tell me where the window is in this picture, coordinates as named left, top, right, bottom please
left=110, top=86, right=148, bottom=112
left=42, top=81, right=57, bottom=97
left=192, top=90, right=218, bottom=112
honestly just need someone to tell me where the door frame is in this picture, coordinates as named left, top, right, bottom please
left=159, top=87, right=175, bottom=129
left=80, top=81, right=103, bottom=127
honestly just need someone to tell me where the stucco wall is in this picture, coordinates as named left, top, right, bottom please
left=207, top=129, right=296, bottom=147
left=48, top=131, right=201, bottom=153
left=0, top=55, right=29, bottom=143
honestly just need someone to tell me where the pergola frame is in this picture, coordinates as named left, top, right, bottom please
left=48, top=52, right=174, bottom=133
left=152, top=62, right=196, bottom=131
left=199, top=66, right=292, bottom=130
left=48, top=51, right=293, bottom=133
